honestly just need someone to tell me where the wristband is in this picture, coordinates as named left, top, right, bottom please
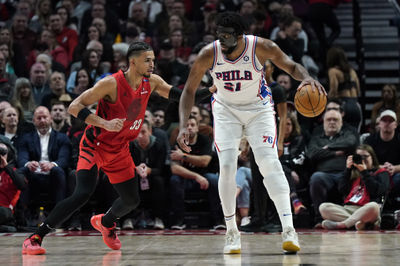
left=77, top=107, right=92, bottom=122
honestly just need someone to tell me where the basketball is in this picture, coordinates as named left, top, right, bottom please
left=294, top=84, right=327, bottom=117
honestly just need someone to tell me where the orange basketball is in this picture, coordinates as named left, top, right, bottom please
left=294, top=84, right=327, bottom=117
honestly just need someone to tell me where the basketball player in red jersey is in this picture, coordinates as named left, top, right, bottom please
left=22, top=42, right=212, bottom=255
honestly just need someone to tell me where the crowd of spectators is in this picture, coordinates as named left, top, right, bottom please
left=0, top=0, right=398, bottom=232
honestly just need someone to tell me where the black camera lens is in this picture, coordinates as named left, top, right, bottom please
left=0, top=147, right=8, bottom=156
left=353, top=154, right=362, bottom=164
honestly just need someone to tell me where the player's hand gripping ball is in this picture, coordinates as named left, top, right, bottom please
left=294, top=84, right=327, bottom=117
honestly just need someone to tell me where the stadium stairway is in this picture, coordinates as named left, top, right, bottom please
left=333, top=0, right=400, bottom=127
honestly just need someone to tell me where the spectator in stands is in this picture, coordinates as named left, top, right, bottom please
left=320, top=144, right=390, bottom=230
left=70, top=68, right=94, bottom=99
left=15, top=0, right=32, bottom=20
left=36, top=53, right=66, bottom=77
left=153, top=108, right=166, bottom=128
left=0, top=27, right=26, bottom=77
left=128, top=0, right=162, bottom=24
left=56, top=6, right=78, bottom=32
left=169, top=28, right=191, bottom=64
left=156, top=39, right=189, bottom=87
left=307, top=109, right=359, bottom=227
left=80, top=0, right=120, bottom=41
left=0, top=141, right=27, bottom=232
left=18, top=106, right=71, bottom=206
left=1, top=106, right=22, bottom=148
left=169, top=116, right=222, bottom=229
left=0, top=41, right=15, bottom=75
left=90, top=17, right=115, bottom=57
left=235, top=138, right=252, bottom=227
left=364, top=110, right=400, bottom=205
left=129, top=2, right=152, bottom=36
left=12, top=13, right=37, bottom=63
left=49, top=12, right=78, bottom=63
left=30, top=62, right=50, bottom=105
left=125, top=120, right=168, bottom=230
left=50, top=102, right=70, bottom=134
left=110, top=43, right=129, bottom=73
left=0, top=51, right=17, bottom=102
left=0, top=101, right=11, bottom=126
left=68, top=48, right=105, bottom=92
left=41, top=71, right=70, bottom=110
left=277, top=73, right=295, bottom=102
left=29, top=0, right=52, bottom=33
left=308, top=0, right=342, bottom=64
left=281, top=112, right=308, bottom=215
left=27, top=29, right=69, bottom=70
left=327, top=46, right=362, bottom=131
left=370, top=84, right=400, bottom=133
left=11, top=77, right=36, bottom=122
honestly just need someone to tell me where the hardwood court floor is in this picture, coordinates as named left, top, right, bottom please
left=1, top=229, right=400, bottom=265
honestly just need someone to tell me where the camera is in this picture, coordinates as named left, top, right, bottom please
left=353, top=154, right=362, bottom=164
left=0, top=146, right=8, bottom=156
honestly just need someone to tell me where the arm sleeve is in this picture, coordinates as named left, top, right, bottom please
left=4, top=165, right=27, bottom=190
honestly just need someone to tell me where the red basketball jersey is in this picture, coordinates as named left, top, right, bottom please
left=83, top=70, right=152, bottom=152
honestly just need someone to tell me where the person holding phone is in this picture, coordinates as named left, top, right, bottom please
left=319, top=144, right=390, bottom=230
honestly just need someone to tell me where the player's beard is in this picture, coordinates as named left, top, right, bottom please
left=221, top=45, right=236, bottom=55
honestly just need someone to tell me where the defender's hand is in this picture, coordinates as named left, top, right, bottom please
left=177, top=128, right=191, bottom=153
left=104, top=118, right=126, bottom=132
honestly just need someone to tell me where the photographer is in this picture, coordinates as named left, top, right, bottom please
left=319, top=144, right=390, bottom=230
left=0, top=141, right=27, bottom=231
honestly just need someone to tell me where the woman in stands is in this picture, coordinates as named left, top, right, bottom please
left=319, top=144, right=390, bottom=230
left=327, top=46, right=362, bottom=131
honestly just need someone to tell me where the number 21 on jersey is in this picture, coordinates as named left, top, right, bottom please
left=224, top=82, right=241, bottom=92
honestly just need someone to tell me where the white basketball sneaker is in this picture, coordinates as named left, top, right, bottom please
left=223, top=229, right=241, bottom=254
left=282, top=226, right=300, bottom=253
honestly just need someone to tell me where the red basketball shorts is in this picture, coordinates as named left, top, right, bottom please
left=76, top=136, right=136, bottom=184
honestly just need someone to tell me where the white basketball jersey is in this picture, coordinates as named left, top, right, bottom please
left=210, top=35, right=273, bottom=109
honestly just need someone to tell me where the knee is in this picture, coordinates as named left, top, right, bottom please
left=73, top=189, right=92, bottom=204
left=319, top=202, right=333, bottom=216
left=310, top=172, right=325, bottom=187
left=364, top=202, right=380, bottom=216
left=50, top=167, right=66, bottom=179
left=219, top=163, right=236, bottom=179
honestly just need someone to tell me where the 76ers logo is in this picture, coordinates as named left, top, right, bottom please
left=263, top=135, right=273, bottom=144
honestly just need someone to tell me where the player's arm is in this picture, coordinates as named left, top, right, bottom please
left=68, top=76, right=125, bottom=132
left=258, top=38, right=325, bottom=94
left=150, top=74, right=213, bottom=103
left=177, top=45, right=214, bottom=152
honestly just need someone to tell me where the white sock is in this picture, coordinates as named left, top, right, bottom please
left=225, top=214, right=238, bottom=232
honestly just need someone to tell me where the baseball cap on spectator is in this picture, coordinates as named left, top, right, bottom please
left=160, top=39, right=173, bottom=50
left=379, top=109, right=397, bottom=122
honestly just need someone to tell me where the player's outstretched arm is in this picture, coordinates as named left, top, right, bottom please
left=68, top=76, right=125, bottom=132
left=177, top=45, right=214, bottom=152
left=258, top=38, right=326, bottom=95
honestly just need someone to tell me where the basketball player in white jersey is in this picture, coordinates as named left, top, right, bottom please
left=177, top=12, right=325, bottom=254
